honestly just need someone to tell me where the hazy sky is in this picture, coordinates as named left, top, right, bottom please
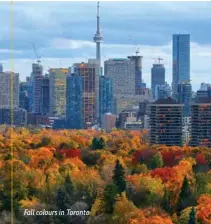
left=1, top=1, right=211, bottom=90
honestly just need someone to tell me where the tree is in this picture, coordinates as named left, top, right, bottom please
left=177, top=176, right=196, bottom=213
left=162, top=188, right=172, bottom=214
left=188, top=207, right=196, bottom=224
left=112, top=159, right=126, bottom=194
left=147, top=152, right=164, bottom=169
left=91, top=137, right=105, bottom=150
left=101, top=184, right=117, bottom=214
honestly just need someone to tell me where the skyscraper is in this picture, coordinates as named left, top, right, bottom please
left=31, top=63, right=43, bottom=113
left=151, top=63, right=165, bottom=99
left=72, top=60, right=99, bottom=129
left=66, top=73, right=83, bottom=129
left=93, top=1, right=103, bottom=67
left=40, top=75, right=50, bottom=115
left=99, top=76, right=113, bottom=122
left=128, top=51, right=143, bottom=94
left=104, top=58, right=136, bottom=96
left=172, top=34, right=190, bottom=99
left=49, top=68, right=68, bottom=117
left=178, top=81, right=192, bottom=117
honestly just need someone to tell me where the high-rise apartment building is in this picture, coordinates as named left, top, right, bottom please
left=66, top=73, right=83, bottom=129
left=72, top=60, right=99, bottom=129
left=150, top=98, right=184, bottom=146
left=99, top=76, right=113, bottom=122
left=104, top=58, right=136, bottom=96
left=151, top=63, right=165, bottom=99
left=49, top=68, right=68, bottom=117
left=40, top=75, right=50, bottom=115
left=31, top=63, right=43, bottom=113
left=0, top=72, right=19, bottom=109
left=172, top=34, right=190, bottom=99
left=191, top=98, right=211, bottom=147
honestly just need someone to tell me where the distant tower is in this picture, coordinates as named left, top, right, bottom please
left=93, top=1, right=103, bottom=66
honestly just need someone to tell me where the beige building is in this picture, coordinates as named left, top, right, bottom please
left=49, top=68, right=68, bottom=117
left=0, top=72, right=19, bottom=109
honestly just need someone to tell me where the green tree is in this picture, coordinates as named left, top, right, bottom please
left=147, top=152, right=164, bottom=169
left=112, top=159, right=126, bottom=194
left=91, top=137, right=105, bottom=150
left=101, top=184, right=117, bottom=214
left=162, top=188, right=172, bottom=214
left=177, top=176, right=196, bottom=213
left=189, top=207, right=196, bottom=224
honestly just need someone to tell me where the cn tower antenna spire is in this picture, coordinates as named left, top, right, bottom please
left=93, top=1, right=103, bottom=66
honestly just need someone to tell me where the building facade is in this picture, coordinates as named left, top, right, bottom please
left=177, top=81, right=192, bottom=117
left=172, top=34, right=190, bottom=99
left=31, top=63, right=43, bottom=113
left=72, top=60, right=99, bottom=129
left=66, top=73, right=83, bottom=129
left=49, top=68, right=68, bottom=117
left=99, top=76, right=113, bottom=122
left=191, top=98, right=211, bottom=147
left=150, top=98, right=184, bottom=146
left=154, top=83, right=171, bottom=101
left=0, top=72, right=19, bottom=109
left=151, top=63, right=165, bottom=99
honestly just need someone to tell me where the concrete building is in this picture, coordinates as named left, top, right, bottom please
left=191, top=98, right=211, bottom=147
left=31, top=63, right=43, bottom=113
left=102, top=113, right=116, bottom=132
left=40, top=75, right=50, bottom=115
left=128, top=52, right=143, bottom=94
left=0, top=72, right=19, bottom=109
left=172, top=34, right=190, bottom=99
left=151, top=63, right=165, bottom=99
left=49, top=68, right=68, bottom=117
left=104, top=58, right=136, bottom=96
left=150, top=98, right=184, bottom=146
left=66, top=73, right=83, bottom=129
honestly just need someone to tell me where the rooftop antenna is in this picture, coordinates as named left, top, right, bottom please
left=136, top=48, right=140, bottom=56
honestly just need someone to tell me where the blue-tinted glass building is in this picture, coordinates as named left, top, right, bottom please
left=66, top=73, right=83, bottom=129
left=151, top=63, right=165, bottom=99
left=178, top=81, right=192, bottom=117
left=99, top=76, right=113, bottom=122
left=172, top=34, right=190, bottom=99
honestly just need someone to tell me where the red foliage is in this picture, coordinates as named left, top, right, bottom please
left=151, top=167, right=176, bottom=183
left=58, top=149, right=81, bottom=158
left=132, top=149, right=157, bottom=164
left=161, top=150, right=183, bottom=167
left=196, top=153, right=207, bottom=165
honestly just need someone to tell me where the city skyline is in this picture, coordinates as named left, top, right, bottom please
left=1, top=2, right=211, bottom=90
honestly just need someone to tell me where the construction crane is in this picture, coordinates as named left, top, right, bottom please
left=153, top=57, right=164, bottom=64
left=31, top=42, right=41, bottom=64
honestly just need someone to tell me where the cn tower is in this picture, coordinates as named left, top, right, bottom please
left=93, top=1, right=103, bottom=66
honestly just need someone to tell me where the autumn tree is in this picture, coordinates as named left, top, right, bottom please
left=112, top=159, right=126, bottom=194
left=147, top=152, right=164, bottom=169
left=101, top=183, right=117, bottom=214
